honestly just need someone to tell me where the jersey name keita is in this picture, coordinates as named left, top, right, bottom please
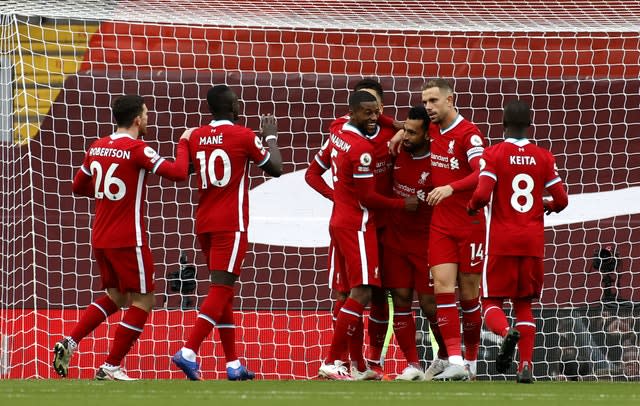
left=509, top=155, right=537, bottom=165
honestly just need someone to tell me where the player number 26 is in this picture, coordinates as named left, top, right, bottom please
left=90, top=162, right=126, bottom=201
left=196, top=150, right=231, bottom=188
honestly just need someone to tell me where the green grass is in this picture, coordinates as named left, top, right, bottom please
left=0, top=380, right=638, bottom=406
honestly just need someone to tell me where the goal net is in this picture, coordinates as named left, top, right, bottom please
left=1, top=0, right=639, bottom=380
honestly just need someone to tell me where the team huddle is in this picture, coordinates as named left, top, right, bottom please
left=51, top=78, right=568, bottom=383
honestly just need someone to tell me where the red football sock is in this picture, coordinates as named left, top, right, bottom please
left=351, top=315, right=366, bottom=372
left=332, top=297, right=346, bottom=326
left=393, top=307, right=419, bottom=364
left=327, top=298, right=363, bottom=365
left=332, top=297, right=349, bottom=362
left=514, top=299, right=536, bottom=371
left=435, top=292, right=462, bottom=358
left=460, top=298, right=482, bottom=361
left=70, top=295, right=119, bottom=344
left=217, top=299, right=237, bottom=363
left=104, top=305, right=148, bottom=366
left=185, top=284, right=234, bottom=353
left=482, top=298, right=509, bottom=337
left=366, top=300, right=388, bottom=363
left=425, top=314, right=448, bottom=359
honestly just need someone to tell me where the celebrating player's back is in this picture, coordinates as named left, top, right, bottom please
left=173, top=85, right=282, bottom=381
left=79, top=127, right=190, bottom=248
left=468, top=99, right=568, bottom=383
left=189, top=109, right=279, bottom=234
left=471, top=127, right=565, bottom=258
left=53, top=94, right=191, bottom=381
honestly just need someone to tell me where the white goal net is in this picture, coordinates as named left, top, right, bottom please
left=1, top=0, right=639, bottom=380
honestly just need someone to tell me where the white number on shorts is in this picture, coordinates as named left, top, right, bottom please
left=470, top=242, right=484, bottom=266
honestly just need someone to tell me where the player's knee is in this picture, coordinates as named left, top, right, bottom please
left=129, top=292, right=154, bottom=312
left=349, top=286, right=372, bottom=305
left=419, top=295, right=437, bottom=319
left=391, top=289, right=413, bottom=308
left=105, top=289, right=128, bottom=308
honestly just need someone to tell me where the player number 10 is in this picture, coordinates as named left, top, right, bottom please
left=196, top=149, right=232, bottom=188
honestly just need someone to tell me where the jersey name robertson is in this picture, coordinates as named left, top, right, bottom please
left=80, top=133, right=165, bottom=248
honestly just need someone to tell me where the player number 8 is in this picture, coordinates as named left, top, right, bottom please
left=510, top=173, right=534, bottom=213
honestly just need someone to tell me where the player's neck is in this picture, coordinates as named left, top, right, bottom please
left=504, top=130, right=527, bottom=139
left=411, top=145, right=430, bottom=158
left=213, top=114, right=235, bottom=122
left=439, top=110, right=458, bottom=130
left=116, top=126, right=139, bottom=139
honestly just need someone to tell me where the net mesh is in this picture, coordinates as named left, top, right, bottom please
left=1, top=0, right=639, bottom=380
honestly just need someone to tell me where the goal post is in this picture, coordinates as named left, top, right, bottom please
left=1, top=1, right=639, bottom=380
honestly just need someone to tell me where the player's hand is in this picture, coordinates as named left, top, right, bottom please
left=180, top=127, right=195, bottom=141
left=543, top=198, right=554, bottom=215
left=393, top=119, right=405, bottom=131
left=388, top=129, right=404, bottom=156
left=260, top=114, right=278, bottom=141
left=426, top=185, right=453, bottom=206
left=466, top=203, right=478, bottom=216
left=404, top=195, right=419, bottom=212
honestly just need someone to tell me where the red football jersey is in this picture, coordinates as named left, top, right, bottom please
left=75, top=132, right=188, bottom=248
left=472, top=138, right=564, bottom=257
left=430, top=115, right=486, bottom=231
left=383, top=148, right=433, bottom=255
left=189, top=120, right=270, bottom=234
left=330, top=115, right=394, bottom=196
left=327, top=122, right=379, bottom=231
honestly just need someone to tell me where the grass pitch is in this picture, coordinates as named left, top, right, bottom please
left=0, top=380, right=637, bottom=406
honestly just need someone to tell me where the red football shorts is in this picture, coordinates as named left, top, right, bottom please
left=198, top=231, right=248, bottom=276
left=428, top=224, right=485, bottom=274
left=382, top=245, right=433, bottom=294
left=328, top=240, right=349, bottom=293
left=329, top=225, right=381, bottom=289
left=482, top=255, right=544, bottom=299
left=94, top=245, right=155, bottom=294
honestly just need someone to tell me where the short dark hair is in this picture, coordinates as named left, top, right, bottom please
left=207, top=85, right=236, bottom=115
left=111, top=94, right=144, bottom=127
left=407, top=105, right=430, bottom=132
left=348, top=90, right=378, bottom=110
left=503, top=99, right=532, bottom=129
left=353, top=78, right=384, bottom=100
left=422, top=78, right=453, bottom=94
